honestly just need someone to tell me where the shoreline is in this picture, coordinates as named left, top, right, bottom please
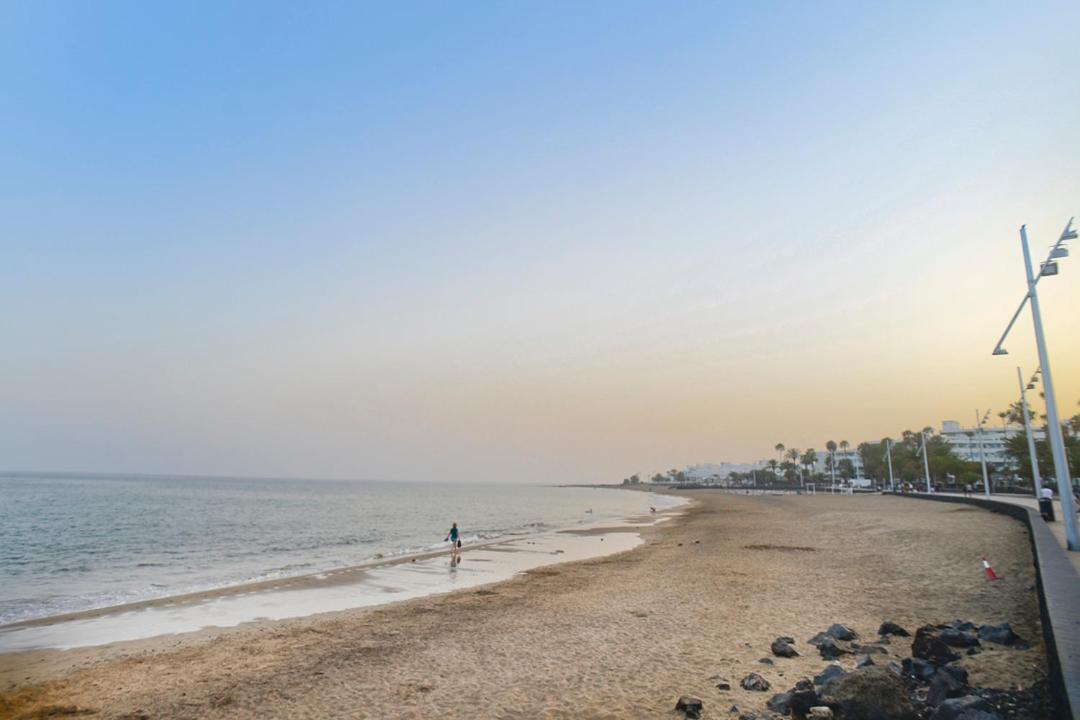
left=0, top=501, right=691, bottom=696
left=1, top=486, right=686, bottom=631
left=2, top=478, right=679, bottom=631
left=1, top=493, right=1048, bottom=719
left=0, top=497, right=689, bottom=656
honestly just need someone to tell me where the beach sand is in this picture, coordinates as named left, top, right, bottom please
left=0, top=493, right=1046, bottom=719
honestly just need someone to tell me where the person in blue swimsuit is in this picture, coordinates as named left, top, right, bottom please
left=445, top=522, right=460, bottom=565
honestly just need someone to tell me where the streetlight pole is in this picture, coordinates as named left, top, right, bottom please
left=830, top=450, right=836, bottom=494
left=1017, top=366, right=1042, bottom=498
left=1020, top=225, right=1078, bottom=549
left=976, top=409, right=991, bottom=498
left=921, top=432, right=932, bottom=493
left=886, top=439, right=895, bottom=491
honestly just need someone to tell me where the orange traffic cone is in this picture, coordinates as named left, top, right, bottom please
left=982, top=556, right=1000, bottom=581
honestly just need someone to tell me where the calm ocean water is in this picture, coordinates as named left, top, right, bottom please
left=0, top=473, right=675, bottom=625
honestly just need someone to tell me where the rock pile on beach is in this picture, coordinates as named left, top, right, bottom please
left=676, top=695, right=704, bottom=719
left=820, top=666, right=915, bottom=719
left=806, top=624, right=865, bottom=661
left=771, top=636, right=799, bottom=658
left=676, top=619, right=1050, bottom=720
left=879, top=621, right=911, bottom=637
left=741, top=672, right=772, bottom=692
left=764, top=678, right=818, bottom=718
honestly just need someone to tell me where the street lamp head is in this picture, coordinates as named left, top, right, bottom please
left=1027, top=383, right=1035, bottom=390
left=1061, top=218, right=1077, bottom=241
left=1050, top=246, right=1069, bottom=259
left=992, top=347, right=1009, bottom=356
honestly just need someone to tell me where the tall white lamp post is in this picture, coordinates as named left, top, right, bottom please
left=1017, top=366, right=1042, bottom=498
left=993, top=219, right=1078, bottom=550
left=829, top=449, right=836, bottom=494
left=920, top=432, right=932, bottom=493
left=885, top=439, right=895, bottom=491
left=976, top=408, right=991, bottom=498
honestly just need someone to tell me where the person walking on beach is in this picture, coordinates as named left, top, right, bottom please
left=445, top=522, right=461, bottom=565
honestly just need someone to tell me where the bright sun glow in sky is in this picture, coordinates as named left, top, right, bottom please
left=2, top=2, right=1078, bottom=483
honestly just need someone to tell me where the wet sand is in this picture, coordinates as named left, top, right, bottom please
left=0, top=527, right=652, bottom=654
left=0, top=493, right=1046, bottom=719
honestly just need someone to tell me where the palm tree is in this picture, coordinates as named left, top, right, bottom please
left=801, top=448, right=817, bottom=483
left=786, top=447, right=802, bottom=486
left=1006, top=402, right=1027, bottom=426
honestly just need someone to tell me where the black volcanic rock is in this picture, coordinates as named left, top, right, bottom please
left=912, top=625, right=961, bottom=665
left=878, top=621, right=910, bottom=637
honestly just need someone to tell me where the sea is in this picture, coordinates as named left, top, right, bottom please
left=0, top=473, right=677, bottom=626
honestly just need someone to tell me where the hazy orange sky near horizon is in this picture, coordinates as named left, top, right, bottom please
left=1, top=2, right=1078, bottom=483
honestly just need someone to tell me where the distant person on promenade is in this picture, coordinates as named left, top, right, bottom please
left=963, top=483, right=972, bottom=497
left=445, top=522, right=460, bottom=565
left=1039, top=486, right=1055, bottom=522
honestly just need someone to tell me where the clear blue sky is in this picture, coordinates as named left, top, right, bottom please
left=2, top=2, right=1078, bottom=481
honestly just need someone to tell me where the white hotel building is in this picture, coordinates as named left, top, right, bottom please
left=810, top=420, right=1046, bottom=479
left=939, top=419, right=1045, bottom=466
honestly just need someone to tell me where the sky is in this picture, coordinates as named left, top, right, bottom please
left=1, top=1, right=1079, bottom=483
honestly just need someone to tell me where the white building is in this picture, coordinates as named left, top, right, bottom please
left=812, top=449, right=864, bottom=478
left=683, top=462, right=769, bottom=485
left=939, top=420, right=1044, bottom=466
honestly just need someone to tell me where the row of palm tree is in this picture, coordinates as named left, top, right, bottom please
left=762, top=404, right=1080, bottom=490
left=774, top=440, right=853, bottom=482
left=634, top=403, right=1080, bottom=488
left=786, top=446, right=814, bottom=476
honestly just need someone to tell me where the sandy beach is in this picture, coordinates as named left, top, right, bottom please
left=0, top=492, right=1047, bottom=719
